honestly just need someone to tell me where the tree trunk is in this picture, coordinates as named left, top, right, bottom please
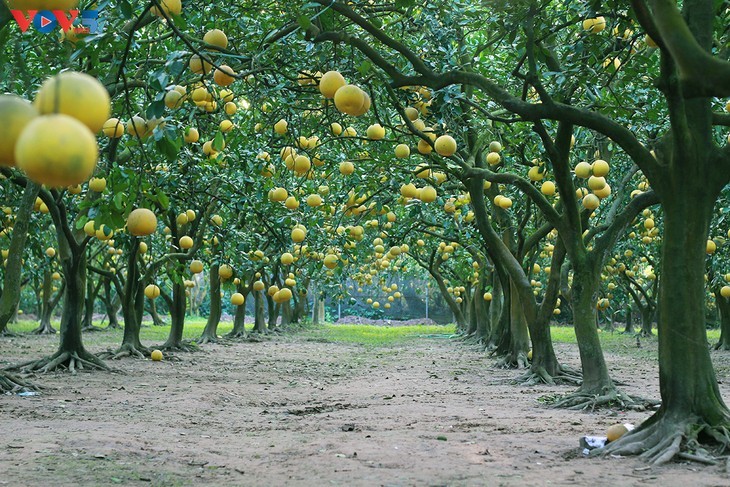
left=0, top=182, right=39, bottom=334
left=115, top=240, right=148, bottom=357
left=623, top=304, right=634, bottom=334
left=715, top=290, right=730, bottom=350
left=199, top=263, right=222, bottom=343
left=488, top=268, right=510, bottom=351
left=570, top=264, right=613, bottom=395
left=32, top=269, right=60, bottom=335
left=227, top=282, right=249, bottom=338
left=252, top=290, right=267, bottom=333
left=502, top=279, right=530, bottom=368
left=81, top=276, right=101, bottom=331
left=162, top=281, right=188, bottom=349
left=654, top=198, right=728, bottom=424
left=266, top=292, right=278, bottom=329
left=640, top=306, right=654, bottom=337
left=280, top=299, right=292, bottom=327
left=147, top=298, right=165, bottom=326
left=102, top=278, right=121, bottom=329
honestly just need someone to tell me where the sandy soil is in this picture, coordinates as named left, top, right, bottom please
left=1, top=330, right=730, bottom=487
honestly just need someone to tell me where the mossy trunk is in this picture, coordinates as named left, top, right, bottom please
left=119, top=240, right=146, bottom=352
left=162, top=281, right=187, bottom=349
left=505, top=279, right=530, bottom=367
left=651, top=195, right=729, bottom=423
left=623, top=304, right=633, bottom=334
left=571, top=264, right=613, bottom=394
left=253, top=290, right=267, bottom=333
left=715, top=290, right=730, bottom=350
left=228, top=286, right=249, bottom=337
left=32, top=269, right=59, bottom=335
left=640, top=306, right=654, bottom=337
left=0, top=182, right=39, bottom=334
left=102, top=279, right=121, bottom=329
left=147, top=298, right=165, bottom=327
left=488, top=270, right=510, bottom=352
left=199, top=263, right=222, bottom=342
left=266, top=292, right=278, bottom=329
left=57, top=249, right=89, bottom=355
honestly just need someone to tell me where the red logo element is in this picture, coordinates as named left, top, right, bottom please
left=9, top=10, right=80, bottom=33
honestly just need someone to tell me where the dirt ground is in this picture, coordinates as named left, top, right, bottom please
left=2, top=328, right=730, bottom=487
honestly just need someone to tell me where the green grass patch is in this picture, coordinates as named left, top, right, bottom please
left=302, top=323, right=456, bottom=346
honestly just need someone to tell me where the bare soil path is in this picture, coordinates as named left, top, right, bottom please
left=2, top=328, right=729, bottom=486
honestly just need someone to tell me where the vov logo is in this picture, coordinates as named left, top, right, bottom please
left=10, top=9, right=100, bottom=34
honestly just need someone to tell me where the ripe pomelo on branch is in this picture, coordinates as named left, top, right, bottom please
left=15, top=114, right=98, bottom=187
left=34, top=71, right=110, bottom=133
left=0, top=94, right=37, bottom=167
left=127, top=208, right=158, bottom=237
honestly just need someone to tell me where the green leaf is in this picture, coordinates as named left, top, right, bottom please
left=119, top=0, right=132, bottom=19
left=297, top=15, right=312, bottom=30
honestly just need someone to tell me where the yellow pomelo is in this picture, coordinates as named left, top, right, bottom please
left=127, top=208, right=157, bottom=236
left=334, top=85, right=365, bottom=116
left=189, top=54, right=212, bottom=75
left=150, top=349, right=163, bottom=361
left=184, top=127, right=199, bottom=143
left=88, top=177, right=106, bottom=192
left=395, top=144, right=410, bottom=158
left=231, top=293, right=245, bottom=305
left=420, top=186, right=437, bottom=203
left=189, top=260, right=204, bottom=274
left=151, top=0, right=181, bottom=17
left=219, top=264, right=233, bottom=280
left=0, top=95, right=38, bottom=167
left=434, top=135, right=457, bottom=157
left=323, top=254, right=338, bottom=269
left=179, top=236, right=194, bottom=249
left=102, top=118, right=125, bottom=138
left=307, top=194, right=323, bottom=207
left=15, top=114, right=98, bottom=187
left=281, top=252, right=294, bottom=265
left=203, top=29, right=228, bottom=49
left=339, top=161, right=355, bottom=176
left=606, top=424, right=629, bottom=442
left=34, top=71, right=110, bottom=133
left=366, top=124, right=386, bottom=140
left=592, top=159, right=610, bottom=177
left=214, top=65, right=236, bottom=87
left=721, top=286, right=730, bottom=299
left=582, top=193, right=600, bottom=210
left=164, top=90, right=183, bottom=109
left=253, top=280, right=265, bottom=291
left=541, top=181, right=556, bottom=196
left=575, top=161, right=592, bottom=178
left=144, top=285, right=161, bottom=299
left=291, top=227, right=306, bottom=242
left=319, top=71, right=346, bottom=99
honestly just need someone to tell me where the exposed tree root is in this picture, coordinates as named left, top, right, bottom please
left=81, top=325, right=105, bottom=333
left=10, top=349, right=111, bottom=374
left=30, top=323, right=57, bottom=335
left=543, top=386, right=659, bottom=412
left=225, top=330, right=247, bottom=339
left=0, top=371, right=39, bottom=394
left=196, top=334, right=219, bottom=345
left=493, top=350, right=529, bottom=369
left=98, top=343, right=151, bottom=360
left=594, top=414, right=730, bottom=465
left=160, top=341, right=199, bottom=352
left=0, top=330, right=19, bottom=337
left=513, top=364, right=582, bottom=386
